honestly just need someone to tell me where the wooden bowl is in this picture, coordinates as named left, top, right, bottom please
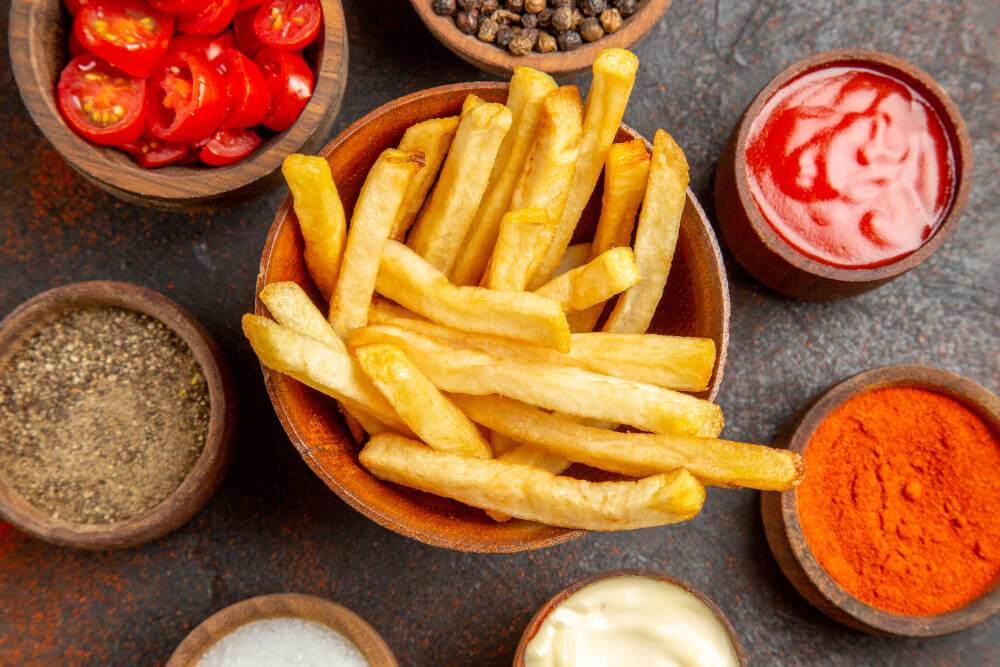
left=165, top=593, right=397, bottom=667
left=513, top=569, right=746, bottom=665
left=714, top=49, right=973, bottom=300
left=410, top=0, right=673, bottom=78
left=8, top=0, right=348, bottom=210
left=0, top=281, right=237, bottom=550
left=761, top=365, right=1000, bottom=636
left=255, top=82, right=730, bottom=553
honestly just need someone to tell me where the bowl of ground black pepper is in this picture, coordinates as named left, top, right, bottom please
left=761, top=365, right=1000, bottom=637
left=0, top=281, right=236, bottom=550
left=410, top=0, right=673, bottom=78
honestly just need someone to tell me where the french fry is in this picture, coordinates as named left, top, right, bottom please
left=451, top=68, right=558, bottom=286
left=353, top=343, right=492, bottom=459
left=359, top=433, right=705, bottom=530
left=529, top=49, right=639, bottom=289
left=462, top=93, right=485, bottom=114
left=375, top=241, right=571, bottom=352
left=282, top=154, right=347, bottom=302
left=393, top=116, right=461, bottom=240
left=329, top=149, right=424, bottom=337
left=533, top=247, right=639, bottom=313
left=482, top=208, right=556, bottom=291
left=568, top=333, right=715, bottom=392
left=407, top=102, right=513, bottom=275
left=552, top=242, right=591, bottom=279
left=259, top=281, right=339, bottom=346
left=603, top=129, right=689, bottom=334
left=348, top=324, right=723, bottom=437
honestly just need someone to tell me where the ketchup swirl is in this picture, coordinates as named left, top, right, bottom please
left=745, top=66, right=955, bottom=268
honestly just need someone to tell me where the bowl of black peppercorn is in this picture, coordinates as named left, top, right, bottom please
left=410, top=0, right=674, bottom=78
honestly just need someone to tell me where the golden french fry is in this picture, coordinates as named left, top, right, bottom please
left=352, top=343, right=492, bottom=459
left=482, top=208, right=556, bottom=291
left=451, top=68, right=558, bottom=286
left=552, top=242, right=591, bottom=279
left=530, top=49, right=639, bottom=289
left=329, top=149, right=424, bottom=337
left=486, top=440, right=574, bottom=522
left=359, top=433, right=705, bottom=530
left=534, top=247, right=639, bottom=313
left=462, top=93, right=485, bottom=114
left=375, top=241, right=571, bottom=352
left=339, top=404, right=367, bottom=442
left=568, top=332, right=715, bottom=392
left=394, top=116, right=461, bottom=240
left=349, top=324, right=723, bottom=437
left=592, top=139, right=651, bottom=254
left=259, top=281, right=339, bottom=346
left=282, top=154, right=347, bottom=302
left=604, top=129, right=689, bottom=334
left=407, top=103, right=513, bottom=276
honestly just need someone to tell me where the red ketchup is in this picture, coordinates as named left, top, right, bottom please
left=745, top=66, right=955, bottom=268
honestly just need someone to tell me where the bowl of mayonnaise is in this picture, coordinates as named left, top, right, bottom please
left=514, top=569, right=746, bottom=667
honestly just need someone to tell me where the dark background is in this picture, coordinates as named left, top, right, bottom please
left=1, top=0, right=998, bottom=664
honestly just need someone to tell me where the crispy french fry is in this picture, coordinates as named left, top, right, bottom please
left=353, top=343, right=492, bottom=459
left=462, top=93, right=485, bottom=114
left=552, top=242, right=591, bottom=279
left=603, top=129, right=689, bottom=334
left=259, top=281, right=339, bottom=347
left=568, top=333, right=715, bottom=392
left=407, top=103, right=513, bottom=276
left=349, top=324, right=723, bottom=437
left=451, top=68, right=558, bottom=286
left=530, top=49, right=639, bottom=289
left=393, top=116, right=461, bottom=240
left=482, top=208, right=556, bottom=291
left=282, top=154, right=347, bottom=302
left=375, top=241, right=571, bottom=352
left=359, top=433, right=705, bottom=530
left=329, top=149, right=424, bottom=337
left=534, top=247, right=639, bottom=313
left=339, top=405, right=368, bottom=442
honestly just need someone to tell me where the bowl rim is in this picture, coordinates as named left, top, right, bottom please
left=762, top=364, right=1000, bottom=636
left=512, top=568, right=747, bottom=666
left=730, top=48, right=973, bottom=284
left=0, top=281, right=237, bottom=550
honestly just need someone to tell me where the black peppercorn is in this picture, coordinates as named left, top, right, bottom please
left=480, top=0, right=499, bottom=11
left=537, top=7, right=553, bottom=27
left=579, top=16, right=603, bottom=41
left=457, top=0, right=479, bottom=8
left=492, top=8, right=521, bottom=22
left=456, top=8, right=479, bottom=33
left=551, top=5, right=573, bottom=30
left=557, top=29, right=582, bottom=50
left=521, top=26, right=539, bottom=47
left=522, top=12, right=538, bottom=28
left=477, top=16, right=499, bottom=41
left=580, top=0, right=606, bottom=15
left=571, top=8, right=584, bottom=27
left=599, top=8, right=622, bottom=32
left=613, top=0, right=637, bottom=17
left=496, top=24, right=516, bottom=48
left=506, top=0, right=523, bottom=11
left=536, top=30, right=557, bottom=52
left=508, top=34, right=532, bottom=55
left=553, top=0, right=574, bottom=6
left=524, top=0, right=546, bottom=12
left=432, top=0, right=456, bottom=16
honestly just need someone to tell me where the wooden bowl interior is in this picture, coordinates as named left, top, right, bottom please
left=762, top=365, right=1000, bottom=636
left=256, top=82, right=730, bottom=553
left=0, top=281, right=236, bottom=550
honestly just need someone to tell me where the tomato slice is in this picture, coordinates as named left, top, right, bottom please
left=147, top=0, right=202, bottom=14
left=57, top=55, right=147, bottom=146
left=176, top=0, right=239, bottom=35
left=147, top=51, right=229, bottom=144
left=215, top=48, right=272, bottom=128
left=169, top=30, right=236, bottom=61
left=120, top=132, right=189, bottom=167
left=254, top=47, right=313, bottom=132
left=68, top=26, right=92, bottom=58
left=65, top=0, right=91, bottom=16
left=254, top=0, right=321, bottom=50
left=199, top=127, right=262, bottom=166
left=237, top=0, right=263, bottom=9
left=75, top=0, right=173, bottom=78
left=233, top=9, right=266, bottom=57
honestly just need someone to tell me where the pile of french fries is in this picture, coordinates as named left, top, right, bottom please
left=244, top=49, right=806, bottom=532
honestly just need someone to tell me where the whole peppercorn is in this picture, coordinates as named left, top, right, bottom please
left=521, top=27, right=540, bottom=47
left=521, top=12, right=538, bottom=28
left=524, top=0, right=546, bottom=12
left=496, top=24, right=516, bottom=48
left=553, top=0, right=574, bottom=6
left=480, top=0, right=499, bottom=12
left=571, top=8, right=584, bottom=27
left=457, top=0, right=479, bottom=8
left=432, top=0, right=456, bottom=15
left=599, top=7, right=622, bottom=32
left=456, top=8, right=479, bottom=33
left=537, top=7, right=553, bottom=27
left=557, top=29, right=582, bottom=50
left=492, top=8, right=521, bottom=22
left=551, top=5, right=573, bottom=30
left=511, top=24, right=523, bottom=34
left=613, top=0, right=637, bottom=17
left=579, top=16, right=604, bottom=41
left=477, top=16, right=499, bottom=41
left=580, top=0, right=606, bottom=15
left=506, top=0, right=523, bottom=10
left=536, top=30, right=558, bottom=52
left=508, top=34, right=533, bottom=55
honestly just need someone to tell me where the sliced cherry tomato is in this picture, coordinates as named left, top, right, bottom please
left=147, top=50, right=228, bottom=144
left=147, top=0, right=202, bottom=14
left=68, top=26, right=92, bottom=58
left=190, top=134, right=214, bottom=150
left=57, top=55, right=147, bottom=146
left=169, top=30, right=236, bottom=61
left=64, top=0, right=91, bottom=16
left=254, top=47, right=313, bottom=132
left=75, top=0, right=173, bottom=78
left=176, top=0, right=239, bottom=35
left=120, top=132, right=189, bottom=167
left=232, top=9, right=266, bottom=57
left=254, top=0, right=321, bottom=50
left=237, top=0, right=263, bottom=9
left=199, top=127, right=262, bottom=165
left=214, top=48, right=271, bottom=128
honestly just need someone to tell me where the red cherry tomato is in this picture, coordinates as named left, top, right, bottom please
left=57, top=55, right=147, bottom=146
left=214, top=48, right=271, bottom=128
left=147, top=0, right=202, bottom=14
left=237, top=0, right=262, bottom=10
left=176, top=0, right=239, bottom=35
left=147, top=50, right=229, bottom=144
left=199, top=127, right=262, bottom=165
left=68, top=26, right=91, bottom=58
left=232, top=9, right=266, bottom=57
left=75, top=0, right=173, bottom=78
left=64, top=0, right=90, bottom=16
left=120, top=132, right=189, bottom=167
left=169, top=30, right=236, bottom=61
left=254, top=47, right=313, bottom=132
left=254, top=0, right=321, bottom=50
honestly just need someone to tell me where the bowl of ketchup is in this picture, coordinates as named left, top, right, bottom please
left=714, top=49, right=972, bottom=300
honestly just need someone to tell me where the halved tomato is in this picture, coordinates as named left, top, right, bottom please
left=169, top=30, right=236, bottom=61
left=57, top=55, right=147, bottom=146
left=68, top=26, right=91, bottom=58
left=120, top=132, right=189, bottom=167
left=233, top=8, right=267, bottom=57
left=75, top=0, right=173, bottom=78
left=148, top=0, right=202, bottom=14
left=254, top=0, right=321, bottom=50
left=254, top=47, right=313, bottom=132
left=147, top=51, right=229, bottom=144
left=176, top=0, right=239, bottom=35
left=215, top=48, right=271, bottom=128
left=199, top=127, right=262, bottom=165
left=64, top=0, right=91, bottom=16
left=237, top=0, right=263, bottom=9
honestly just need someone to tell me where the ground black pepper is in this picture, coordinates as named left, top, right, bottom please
left=0, top=307, right=210, bottom=524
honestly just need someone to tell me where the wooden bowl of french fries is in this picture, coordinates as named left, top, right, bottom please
left=249, top=50, right=805, bottom=552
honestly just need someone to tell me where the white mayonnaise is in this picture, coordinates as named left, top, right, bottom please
left=524, top=575, right=740, bottom=667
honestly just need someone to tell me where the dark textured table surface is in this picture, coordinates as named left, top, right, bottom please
left=1, top=1, right=998, bottom=665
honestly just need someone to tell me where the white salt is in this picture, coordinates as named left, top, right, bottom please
left=196, top=617, right=370, bottom=667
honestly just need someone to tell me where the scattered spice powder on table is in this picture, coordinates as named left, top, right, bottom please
left=797, top=387, right=1000, bottom=616
left=0, top=307, right=210, bottom=524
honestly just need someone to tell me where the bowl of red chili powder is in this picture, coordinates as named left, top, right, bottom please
left=762, top=365, right=1000, bottom=637
left=714, top=50, right=972, bottom=300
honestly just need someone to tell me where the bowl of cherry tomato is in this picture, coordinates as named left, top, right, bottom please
left=9, top=0, right=348, bottom=210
